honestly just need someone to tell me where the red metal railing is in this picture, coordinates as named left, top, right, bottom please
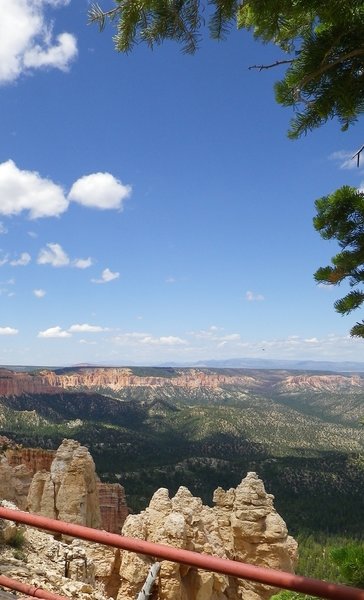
left=0, top=575, right=67, bottom=600
left=0, top=506, right=363, bottom=600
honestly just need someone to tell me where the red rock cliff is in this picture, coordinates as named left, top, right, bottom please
left=0, top=369, right=58, bottom=396
left=39, top=368, right=258, bottom=391
left=6, top=447, right=55, bottom=473
left=97, top=482, right=129, bottom=534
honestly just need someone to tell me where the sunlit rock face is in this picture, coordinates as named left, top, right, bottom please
left=27, top=439, right=101, bottom=529
left=0, top=368, right=56, bottom=396
left=0, top=438, right=129, bottom=533
left=117, top=472, right=298, bottom=600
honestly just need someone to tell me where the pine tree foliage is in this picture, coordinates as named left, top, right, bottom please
left=89, top=1, right=364, bottom=137
left=314, top=186, right=364, bottom=337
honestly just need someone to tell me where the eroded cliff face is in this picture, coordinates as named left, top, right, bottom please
left=117, top=472, right=298, bottom=600
left=39, top=368, right=258, bottom=391
left=0, top=439, right=128, bottom=534
left=276, top=374, right=363, bottom=393
left=0, top=455, right=32, bottom=509
left=6, top=446, right=55, bottom=473
left=1, top=366, right=363, bottom=397
left=27, top=439, right=101, bottom=529
left=97, top=482, right=128, bottom=534
left=0, top=369, right=57, bottom=396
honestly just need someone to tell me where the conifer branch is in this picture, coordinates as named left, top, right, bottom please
left=296, top=47, right=364, bottom=90
left=248, top=59, right=294, bottom=71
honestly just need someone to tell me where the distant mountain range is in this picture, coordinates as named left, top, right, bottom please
left=158, top=357, right=364, bottom=372
left=2, top=357, right=364, bottom=372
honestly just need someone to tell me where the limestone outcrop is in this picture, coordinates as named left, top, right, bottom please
left=118, top=473, right=297, bottom=600
left=27, top=439, right=101, bottom=529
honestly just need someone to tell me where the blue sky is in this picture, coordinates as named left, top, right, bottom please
left=0, top=0, right=364, bottom=366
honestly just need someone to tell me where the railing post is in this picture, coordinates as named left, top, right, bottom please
left=136, top=563, right=160, bottom=600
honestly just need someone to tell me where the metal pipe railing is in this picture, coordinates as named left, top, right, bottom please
left=0, top=506, right=363, bottom=600
left=0, top=575, right=67, bottom=600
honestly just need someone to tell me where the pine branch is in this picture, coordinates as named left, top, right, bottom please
left=88, top=4, right=122, bottom=31
left=248, top=59, right=294, bottom=71
left=296, top=47, right=364, bottom=91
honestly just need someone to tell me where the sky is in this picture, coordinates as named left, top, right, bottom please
left=0, top=0, right=364, bottom=366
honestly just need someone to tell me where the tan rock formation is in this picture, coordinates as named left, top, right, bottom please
left=27, top=439, right=101, bottom=529
left=0, top=456, right=33, bottom=509
left=0, top=440, right=128, bottom=534
left=118, top=473, right=297, bottom=600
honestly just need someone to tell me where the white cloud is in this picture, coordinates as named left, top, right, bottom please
left=0, top=223, right=8, bottom=234
left=112, top=332, right=187, bottom=348
left=68, top=172, right=132, bottom=210
left=141, top=335, right=187, bottom=346
left=91, top=268, right=120, bottom=284
left=0, top=160, right=68, bottom=219
left=33, top=288, right=46, bottom=298
left=0, top=255, right=9, bottom=266
left=220, top=333, right=240, bottom=341
left=0, top=161, right=132, bottom=220
left=246, top=290, right=264, bottom=302
left=68, top=323, right=107, bottom=333
left=72, top=257, right=93, bottom=269
left=23, top=32, right=77, bottom=72
left=329, top=150, right=357, bottom=170
left=165, top=277, right=176, bottom=283
left=10, top=252, right=31, bottom=266
left=37, top=243, right=69, bottom=267
left=38, top=326, right=71, bottom=338
left=0, top=326, right=18, bottom=335
left=0, top=0, right=77, bottom=84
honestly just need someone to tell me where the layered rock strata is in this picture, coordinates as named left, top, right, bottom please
left=0, top=369, right=56, bottom=396
left=40, top=368, right=258, bottom=391
left=97, top=482, right=128, bottom=534
left=6, top=447, right=54, bottom=473
left=117, top=472, right=297, bottom=600
left=0, top=366, right=363, bottom=396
